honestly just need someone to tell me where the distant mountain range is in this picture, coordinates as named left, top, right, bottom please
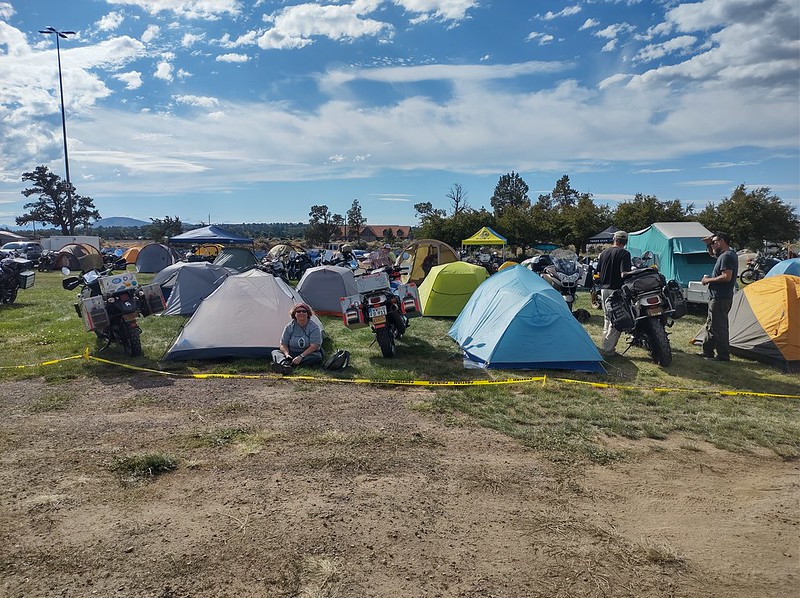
left=93, top=217, right=149, bottom=227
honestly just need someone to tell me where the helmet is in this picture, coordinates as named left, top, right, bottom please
left=341, top=244, right=353, bottom=253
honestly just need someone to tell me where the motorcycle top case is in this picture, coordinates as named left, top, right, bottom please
left=99, top=272, right=139, bottom=296
left=137, top=283, right=166, bottom=316
left=19, top=270, right=35, bottom=289
left=80, top=295, right=111, bottom=332
left=356, top=271, right=390, bottom=294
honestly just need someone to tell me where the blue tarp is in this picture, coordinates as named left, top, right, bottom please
left=170, top=225, right=253, bottom=245
left=448, top=265, right=605, bottom=372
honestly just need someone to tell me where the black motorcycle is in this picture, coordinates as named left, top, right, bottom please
left=286, top=252, right=314, bottom=281
left=539, top=249, right=591, bottom=323
left=340, top=266, right=421, bottom=357
left=0, top=257, right=35, bottom=304
left=62, top=266, right=165, bottom=356
left=604, top=267, right=686, bottom=367
left=38, top=250, right=59, bottom=272
left=739, top=251, right=780, bottom=285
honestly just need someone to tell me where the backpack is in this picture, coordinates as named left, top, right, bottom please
left=324, top=349, right=350, bottom=371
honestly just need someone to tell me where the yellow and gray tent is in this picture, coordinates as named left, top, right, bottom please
left=728, top=275, right=800, bottom=371
left=418, top=261, right=489, bottom=317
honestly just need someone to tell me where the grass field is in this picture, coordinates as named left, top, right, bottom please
left=1, top=268, right=798, bottom=462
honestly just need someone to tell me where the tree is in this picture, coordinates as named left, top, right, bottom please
left=16, top=165, right=100, bottom=234
left=446, top=183, right=470, bottom=217
left=613, top=194, right=693, bottom=233
left=490, top=171, right=530, bottom=218
left=306, top=205, right=342, bottom=246
left=551, top=175, right=580, bottom=209
left=147, top=216, right=183, bottom=241
left=346, top=199, right=366, bottom=244
left=697, top=185, right=800, bottom=250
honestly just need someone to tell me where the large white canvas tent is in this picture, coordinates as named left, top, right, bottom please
left=163, top=270, right=323, bottom=361
left=152, top=262, right=233, bottom=316
left=296, top=265, right=359, bottom=316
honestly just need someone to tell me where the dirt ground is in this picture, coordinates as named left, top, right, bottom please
left=0, top=375, right=797, bottom=598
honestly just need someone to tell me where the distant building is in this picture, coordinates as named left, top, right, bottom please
left=336, top=225, right=412, bottom=243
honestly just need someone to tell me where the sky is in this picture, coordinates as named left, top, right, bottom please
left=0, top=0, right=798, bottom=230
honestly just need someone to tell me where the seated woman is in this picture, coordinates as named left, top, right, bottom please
left=271, top=303, right=323, bottom=374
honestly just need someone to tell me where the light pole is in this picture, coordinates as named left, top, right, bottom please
left=39, top=26, right=75, bottom=202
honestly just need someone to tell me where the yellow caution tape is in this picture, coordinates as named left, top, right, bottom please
left=1, top=350, right=798, bottom=399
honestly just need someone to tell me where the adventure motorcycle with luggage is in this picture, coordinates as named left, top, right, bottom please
left=604, top=265, right=687, bottom=367
left=339, top=266, right=421, bottom=357
left=0, top=256, right=35, bottom=304
left=62, top=266, right=165, bottom=356
left=539, top=249, right=591, bottom=322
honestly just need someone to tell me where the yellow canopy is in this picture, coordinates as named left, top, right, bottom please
left=462, top=227, right=507, bottom=246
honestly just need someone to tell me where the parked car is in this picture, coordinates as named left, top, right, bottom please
left=0, top=241, right=44, bottom=263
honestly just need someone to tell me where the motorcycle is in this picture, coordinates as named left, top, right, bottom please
left=257, top=258, right=290, bottom=284
left=285, top=251, right=314, bottom=281
left=604, top=266, right=687, bottom=367
left=38, top=250, right=59, bottom=272
left=62, top=266, right=165, bottom=356
left=0, top=257, right=35, bottom=304
left=340, top=266, right=421, bottom=357
left=540, top=249, right=591, bottom=322
left=739, top=251, right=780, bottom=285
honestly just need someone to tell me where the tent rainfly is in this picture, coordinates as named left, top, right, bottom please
left=152, top=261, right=233, bottom=316
left=169, top=225, right=253, bottom=245
left=417, top=261, right=489, bottom=317
left=296, top=265, right=360, bottom=316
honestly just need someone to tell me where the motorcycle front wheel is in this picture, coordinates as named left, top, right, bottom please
left=1, top=285, right=18, bottom=304
left=640, top=318, right=672, bottom=367
left=376, top=325, right=397, bottom=358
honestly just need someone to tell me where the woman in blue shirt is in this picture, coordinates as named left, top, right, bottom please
left=271, top=303, right=323, bottom=373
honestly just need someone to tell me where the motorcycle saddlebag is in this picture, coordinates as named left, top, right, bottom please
left=138, top=283, right=166, bottom=316
left=19, top=270, right=35, bottom=290
left=605, top=290, right=635, bottom=332
left=665, top=279, right=687, bottom=319
left=80, top=296, right=111, bottom=332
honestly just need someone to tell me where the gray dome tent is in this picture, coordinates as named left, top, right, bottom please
left=135, top=243, right=183, bottom=274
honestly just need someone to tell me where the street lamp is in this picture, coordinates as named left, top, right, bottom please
left=39, top=26, right=75, bottom=196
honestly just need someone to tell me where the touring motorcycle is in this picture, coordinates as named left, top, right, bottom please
left=62, top=266, right=165, bottom=356
left=0, top=256, right=35, bottom=304
left=604, top=266, right=686, bottom=367
left=340, top=266, right=421, bottom=357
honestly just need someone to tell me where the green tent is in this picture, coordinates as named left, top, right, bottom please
left=626, top=222, right=716, bottom=288
left=418, top=261, right=489, bottom=317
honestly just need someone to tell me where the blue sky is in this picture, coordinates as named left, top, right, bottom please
left=0, top=0, right=798, bottom=229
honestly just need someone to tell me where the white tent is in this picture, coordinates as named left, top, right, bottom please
left=296, top=265, right=359, bottom=316
left=152, top=262, right=233, bottom=316
left=163, top=270, right=323, bottom=361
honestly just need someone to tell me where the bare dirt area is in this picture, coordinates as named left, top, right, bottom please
left=0, top=375, right=797, bottom=597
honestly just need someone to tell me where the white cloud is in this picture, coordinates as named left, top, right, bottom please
left=328, top=154, right=345, bottom=163
left=633, top=35, right=696, bottom=63
left=141, top=24, right=160, bottom=43
left=540, top=6, right=581, bottom=20
left=601, top=39, right=617, bottom=52
left=216, top=53, right=249, bottom=62
left=393, top=0, right=478, bottom=22
left=595, top=23, right=636, bottom=39
left=173, top=95, right=220, bottom=108
left=526, top=32, right=554, bottom=45
left=181, top=32, right=205, bottom=47
left=579, top=18, right=599, bottom=30
left=96, top=11, right=124, bottom=32
left=0, top=2, right=14, bottom=20
left=116, top=71, right=143, bottom=89
left=155, top=61, right=174, bottom=81
left=106, top=0, right=242, bottom=20
left=218, top=30, right=259, bottom=48
left=678, top=179, right=732, bottom=186
left=258, top=1, right=391, bottom=50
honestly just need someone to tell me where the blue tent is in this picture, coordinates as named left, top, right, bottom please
left=766, top=258, right=800, bottom=278
left=169, top=225, right=253, bottom=245
left=626, top=222, right=715, bottom=287
left=448, top=265, right=605, bottom=372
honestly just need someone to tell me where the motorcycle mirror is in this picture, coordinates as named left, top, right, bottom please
left=642, top=251, right=654, bottom=260
left=61, top=267, right=71, bottom=276
left=62, top=276, right=80, bottom=290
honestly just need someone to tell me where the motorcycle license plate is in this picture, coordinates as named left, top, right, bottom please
left=369, top=306, right=387, bottom=318
left=647, top=307, right=663, bottom=317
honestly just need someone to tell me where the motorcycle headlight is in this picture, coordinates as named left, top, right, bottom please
left=565, top=273, right=580, bottom=283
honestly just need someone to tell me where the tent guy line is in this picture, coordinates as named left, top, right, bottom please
left=3, top=350, right=798, bottom=399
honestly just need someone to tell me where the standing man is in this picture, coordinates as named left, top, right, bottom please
left=597, top=230, right=632, bottom=357
left=700, top=232, right=737, bottom=361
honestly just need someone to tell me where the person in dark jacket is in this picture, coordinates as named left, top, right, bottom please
left=596, top=230, right=632, bottom=357
left=699, top=232, right=737, bottom=361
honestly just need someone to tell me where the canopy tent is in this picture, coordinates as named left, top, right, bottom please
left=461, top=227, right=507, bottom=246
left=448, top=265, right=604, bottom=372
left=766, top=258, right=800, bottom=278
left=626, top=222, right=716, bottom=288
left=417, top=261, right=489, bottom=317
left=135, top=243, right=183, bottom=274
left=586, top=226, right=619, bottom=245
left=151, top=262, right=233, bottom=316
left=169, top=225, right=253, bottom=245
left=296, top=265, right=359, bottom=316
left=395, top=239, right=459, bottom=286
left=163, top=270, right=323, bottom=361
left=213, top=247, right=260, bottom=272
